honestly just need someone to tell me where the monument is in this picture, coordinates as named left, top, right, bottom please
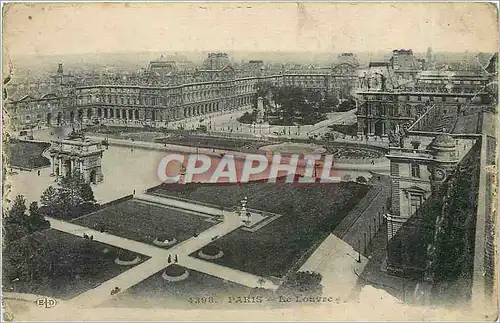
left=48, top=137, right=105, bottom=184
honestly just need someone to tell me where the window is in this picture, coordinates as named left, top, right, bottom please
left=410, top=194, right=423, bottom=215
left=411, top=164, right=420, bottom=178
left=411, top=141, right=421, bottom=150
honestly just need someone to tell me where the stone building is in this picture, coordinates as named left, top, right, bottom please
left=5, top=52, right=360, bottom=129
left=384, top=97, right=496, bottom=307
left=48, top=137, right=105, bottom=184
left=356, top=49, right=492, bottom=138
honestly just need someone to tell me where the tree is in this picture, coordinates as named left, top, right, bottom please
left=6, top=195, right=27, bottom=226
left=27, top=201, right=50, bottom=233
left=279, top=271, right=323, bottom=296
left=40, top=170, right=97, bottom=219
left=80, top=184, right=96, bottom=203
left=4, top=196, right=50, bottom=244
left=40, top=186, right=63, bottom=218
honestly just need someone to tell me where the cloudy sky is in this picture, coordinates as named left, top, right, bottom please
left=3, top=2, right=498, bottom=59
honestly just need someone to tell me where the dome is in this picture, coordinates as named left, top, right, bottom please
left=430, top=134, right=455, bottom=149
left=201, top=53, right=231, bottom=70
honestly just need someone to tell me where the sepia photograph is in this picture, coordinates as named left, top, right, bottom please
left=1, top=2, right=498, bottom=321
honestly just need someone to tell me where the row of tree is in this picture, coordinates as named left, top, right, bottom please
left=4, top=170, right=98, bottom=245
left=255, top=82, right=351, bottom=126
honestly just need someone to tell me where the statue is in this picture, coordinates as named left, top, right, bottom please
left=388, top=123, right=406, bottom=147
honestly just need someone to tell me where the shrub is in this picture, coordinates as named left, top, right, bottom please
left=202, top=245, right=221, bottom=256
left=164, top=264, right=187, bottom=277
left=356, top=176, right=368, bottom=184
left=118, top=250, right=137, bottom=261
left=278, top=271, right=323, bottom=296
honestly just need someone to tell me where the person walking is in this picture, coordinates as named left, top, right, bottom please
left=37, top=170, right=41, bottom=176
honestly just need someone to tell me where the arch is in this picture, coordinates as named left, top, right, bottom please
left=97, top=108, right=102, bottom=118
left=122, top=109, right=127, bottom=119
left=46, top=112, right=52, bottom=125
left=78, top=109, right=83, bottom=120
left=103, top=108, right=108, bottom=119
left=184, top=107, right=188, bottom=118
left=109, top=109, right=114, bottom=118
left=128, top=110, right=133, bottom=120
left=134, top=110, right=139, bottom=120
left=87, top=108, right=92, bottom=119
left=57, top=112, right=62, bottom=125
left=90, top=169, right=97, bottom=184
left=64, top=159, right=72, bottom=176
left=70, top=111, right=75, bottom=122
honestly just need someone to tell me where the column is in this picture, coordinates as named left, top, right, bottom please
left=51, top=156, right=56, bottom=174
left=58, top=158, right=62, bottom=176
left=369, top=121, right=375, bottom=136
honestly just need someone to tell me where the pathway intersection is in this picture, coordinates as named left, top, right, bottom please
left=48, top=194, right=279, bottom=309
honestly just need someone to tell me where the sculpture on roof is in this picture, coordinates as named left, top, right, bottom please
left=388, top=123, right=406, bottom=147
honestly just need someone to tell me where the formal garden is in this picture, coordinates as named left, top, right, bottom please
left=323, top=142, right=384, bottom=160
left=152, top=133, right=265, bottom=152
left=73, top=199, right=216, bottom=246
left=2, top=229, right=145, bottom=300
left=4, top=138, right=51, bottom=170
left=152, top=179, right=369, bottom=277
left=102, top=266, right=269, bottom=309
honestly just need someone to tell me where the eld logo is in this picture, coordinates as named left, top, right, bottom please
left=35, top=297, right=57, bottom=308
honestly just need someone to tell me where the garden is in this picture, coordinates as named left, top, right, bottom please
left=4, top=139, right=51, bottom=170
left=152, top=179, right=369, bottom=277
left=152, top=133, right=265, bottom=152
left=73, top=199, right=216, bottom=246
left=323, top=142, right=384, bottom=160
left=103, top=267, right=264, bottom=309
left=2, top=229, right=144, bottom=300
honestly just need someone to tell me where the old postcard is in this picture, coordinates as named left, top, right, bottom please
left=1, top=2, right=498, bottom=321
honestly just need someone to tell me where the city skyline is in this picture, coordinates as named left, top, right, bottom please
left=3, top=2, right=498, bottom=61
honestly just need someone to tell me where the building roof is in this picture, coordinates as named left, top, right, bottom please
left=200, top=53, right=232, bottom=71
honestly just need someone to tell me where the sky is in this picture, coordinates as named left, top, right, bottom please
left=2, top=2, right=499, bottom=60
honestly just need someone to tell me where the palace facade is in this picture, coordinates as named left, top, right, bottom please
left=355, top=49, right=492, bottom=138
left=5, top=53, right=359, bottom=129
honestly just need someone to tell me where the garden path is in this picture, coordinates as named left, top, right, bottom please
left=48, top=213, right=278, bottom=309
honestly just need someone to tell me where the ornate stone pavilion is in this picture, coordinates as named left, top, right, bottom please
left=48, top=137, right=105, bottom=184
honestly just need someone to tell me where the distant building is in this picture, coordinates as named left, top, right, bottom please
left=5, top=52, right=361, bottom=128
left=356, top=49, right=492, bottom=138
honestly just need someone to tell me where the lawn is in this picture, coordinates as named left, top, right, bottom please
left=152, top=180, right=369, bottom=277
left=2, top=229, right=145, bottom=300
left=73, top=199, right=216, bottom=245
left=102, top=267, right=267, bottom=309
left=4, top=139, right=51, bottom=170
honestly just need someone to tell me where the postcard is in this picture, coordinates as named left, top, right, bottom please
left=2, top=2, right=498, bottom=321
